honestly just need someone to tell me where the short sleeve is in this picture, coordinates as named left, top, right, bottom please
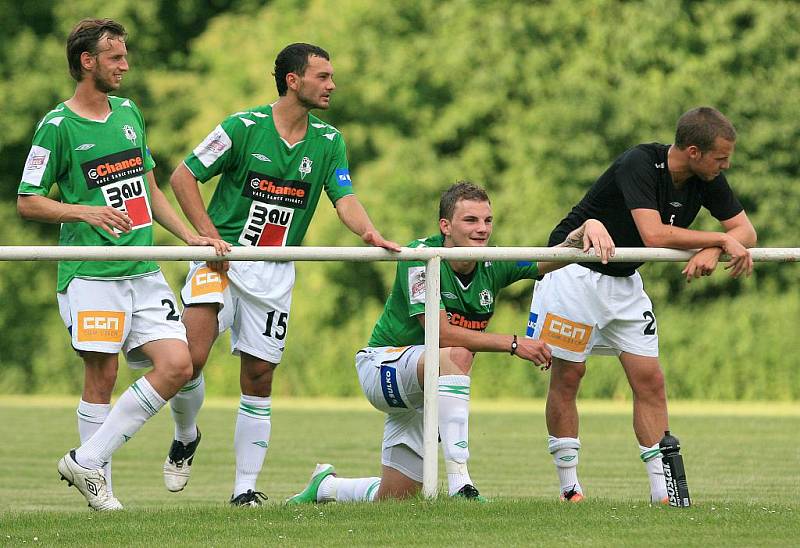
left=703, top=174, right=743, bottom=221
left=616, top=148, right=659, bottom=211
left=322, top=132, right=354, bottom=205
left=397, top=259, right=445, bottom=318
left=184, top=116, right=240, bottom=183
left=18, top=121, right=63, bottom=196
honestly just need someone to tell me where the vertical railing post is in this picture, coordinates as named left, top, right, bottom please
left=422, top=256, right=441, bottom=498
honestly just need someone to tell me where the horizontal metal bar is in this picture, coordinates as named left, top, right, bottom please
left=0, top=246, right=796, bottom=262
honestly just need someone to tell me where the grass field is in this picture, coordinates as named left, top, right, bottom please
left=0, top=397, right=797, bottom=546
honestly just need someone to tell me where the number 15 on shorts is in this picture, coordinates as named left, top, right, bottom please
left=263, top=310, right=288, bottom=340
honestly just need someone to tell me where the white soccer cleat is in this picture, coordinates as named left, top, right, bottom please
left=163, top=429, right=202, bottom=492
left=58, top=450, right=123, bottom=511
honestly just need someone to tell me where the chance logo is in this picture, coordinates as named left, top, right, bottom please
left=539, top=313, right=592, bottom=353
left=191, top=266, right=228, bottom=297
left=77, top=311, right=125, bottom=343
left=82, top=149, right=145, bottom=188
left=243, top=171, right=310, bottom=209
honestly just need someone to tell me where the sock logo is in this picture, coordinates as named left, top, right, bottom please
left=454, top=440, right=468, bottom=449
left=559, top=455, right=576, bottom=462
left=252, top=441, right=268, bottom=448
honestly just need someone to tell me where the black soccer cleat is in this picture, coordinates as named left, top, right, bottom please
left=163, top=428, right=202, bottom=492
left=453, top=484, right=488, bottom=502
left=230, top=489, right=268, bottom=507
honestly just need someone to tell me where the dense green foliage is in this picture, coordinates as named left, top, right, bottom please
left=1, top=398, right=798, bottom=544
left=1, top=1, right=798, bottom=398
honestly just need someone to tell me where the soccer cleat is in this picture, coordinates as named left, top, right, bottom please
left=58, top=450, right=123, bottom=511
left=163, top=428, right=202, bottom=492
left=285, top=463, right=336, bottom=504
left=452, top=484, right=488, bottom=502
left=560, top=486, right=584, bottom=502
left=230, top=489, right=267, bottom=507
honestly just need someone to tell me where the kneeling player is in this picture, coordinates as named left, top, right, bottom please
left=286, top=181, right=614, bottom=503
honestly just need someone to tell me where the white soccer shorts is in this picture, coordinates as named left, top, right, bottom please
left=527, top=263, right=659, bottom=362
left=181, top=260, right=295, bottom=364
left=57, top=272, right=187, bottom=367
left=355, top=345, right=427, bottom=482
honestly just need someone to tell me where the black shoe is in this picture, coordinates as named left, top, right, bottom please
left=453, top=484, right=488, bottom=502
left=230, top=489, right=268, bottom=507
left=163, top=428, right=201, bottom=492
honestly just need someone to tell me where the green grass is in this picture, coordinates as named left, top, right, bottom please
left=0, top=397, right=797, bottom=546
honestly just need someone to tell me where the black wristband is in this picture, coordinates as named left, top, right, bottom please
left=510, top=334, right=518, bottom=356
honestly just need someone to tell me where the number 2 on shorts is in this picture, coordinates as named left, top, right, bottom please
left=643, top=310, right=656, bottom=335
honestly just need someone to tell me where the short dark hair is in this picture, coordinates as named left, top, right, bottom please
left=66, top=18, right=127, bottom=82
left=273, top=43, right=330, bottom=96
left=439, top=181, right=490, bottom=222
left=675, top=107, right=737, bottom=152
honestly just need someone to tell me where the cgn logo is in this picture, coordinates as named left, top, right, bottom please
left=77, top=311, right=125, bottom=343
left=539, top=313, right=592, bottom=353
left=191, top=266, right=228, bottom=297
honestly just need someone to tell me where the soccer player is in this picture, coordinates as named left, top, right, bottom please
left=527, top=107, right=756, bottom=503
left=16, top=19, right=229, bottom=511
left=285, top=181, right=614, bottom=503
left=162, top=43, right=399, bottom=506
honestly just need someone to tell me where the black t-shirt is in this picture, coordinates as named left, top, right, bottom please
left=549, top=143, right=743, bottom=276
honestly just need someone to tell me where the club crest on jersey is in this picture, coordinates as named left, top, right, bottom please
left=299, top=156, right=313, bottom=180
left=479, top=289, right=493, bottom=308
left=122, top=124, right=137, bottom=145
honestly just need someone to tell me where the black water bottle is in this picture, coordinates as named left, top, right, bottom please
left=660, top=430, right=691, bottom=507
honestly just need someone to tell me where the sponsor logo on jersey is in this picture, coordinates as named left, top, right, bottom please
left=446, top=310, right=492, bottom=331
left=243, top=171, right=310, bottom=209
left=238, top=201, right=294, bottom=247
left=190, top=266, right=228, bottom=297
left=193, top=125, right=232, bottom=168
left=82, top=149, right=145, bottom=187
left=82, top=149, right=152, bottom=230
left=479, top=289, right=493, bottom=308
left=298, top=156, right=313, bottom=180
left=408, top=267, right=426, bottom=304
left=335, top=168, right=352, bottom=187
left=540, top=313, right=592, bottom=353
left=22, top=145, right=51, bottom=186
left=251, top=153, right=272, bottom=162
left=122, top=125, right=137, bottom=145
left=75, top=143, right=96, bottom=151
left=77, top=311, right=125, bottom=343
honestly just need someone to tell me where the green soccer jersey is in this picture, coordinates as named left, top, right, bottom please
left=368, top=235, right=540, bottom=347
left=183, top=104, right=354, bottom=247
left=18, top=97, right=159, bottom=292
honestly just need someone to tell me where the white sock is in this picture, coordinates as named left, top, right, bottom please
left=438, top=375, right=472, bottom=495
left=548, top=436, right=582, bottom=495
left=233, top=394, right=271, bottom=497
left=640, top=443, right=667, bottom=503
left=318, top=476, right=381, bottom=502
left=75, top=377, right=165, bottom=469
left=77, top=400, right=113, bottom=494
left=170, top=374, right=204, bottom=443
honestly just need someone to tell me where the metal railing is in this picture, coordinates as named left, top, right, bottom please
left=3, top=245, right=797, bottom=497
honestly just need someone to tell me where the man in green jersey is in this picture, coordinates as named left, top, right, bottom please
left=162, top=43, right=399, bottom=505
left=286, top=181, right=614, bottom=503
left=17, top=18, right=229, bottom=511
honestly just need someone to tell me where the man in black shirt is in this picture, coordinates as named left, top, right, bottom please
left=528, top=107, right=756, bottom=503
